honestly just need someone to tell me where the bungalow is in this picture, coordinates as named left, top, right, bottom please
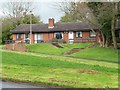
left=11, top=18, right=100, bottom=44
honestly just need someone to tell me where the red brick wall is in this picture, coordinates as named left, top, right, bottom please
left=43, top=33, right=49, bottom=42
left=48, top=18, right=54, bottom=28
left=12, top=31, right=99, bottom=43
left=64, top=33, right=68, bottom=42
left=28, top=34, right=34, bottom=44
left=13, top=34, right=16, bottom=40
left=74, top=31, right=97, bottom=43
left=43, top=33, right=54, bottom=42
left=13, top=34, right=24, bottom=42
left=12, top=34, right=35, bottom=44
left=82, top=31, right=90, bottom=38
left=21, top=34, right=24, bottom=42
left=49, top=33, right=54, bottom=40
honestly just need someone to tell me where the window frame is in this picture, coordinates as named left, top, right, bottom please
left=76, top=31, right=82, bottom=38
left=16, top=34, right=22, bottom=39
left=54, top=32, right=63, bottom=39
left=37, top=33, right=43, bottom=40
left=90, top=31, right=96, bottom=38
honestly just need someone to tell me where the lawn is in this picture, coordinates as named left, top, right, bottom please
left=27, top=43, right=118, bottom=63
left=0, top=45, right=4, bottom=49
left=2, top=50, right=118, bottom=88
left=27, top=43, right=91, bottom=55
left=71, top=47, right=118, bottom=63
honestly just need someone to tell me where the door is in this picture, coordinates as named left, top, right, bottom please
left=69, top=31, right=74, bottom=43
left=24, top=33, right=29, bottom=43
left=34, top=34, right=37, bottom=43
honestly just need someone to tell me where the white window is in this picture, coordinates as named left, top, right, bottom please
left=16, top=34, right=22, bottom=39
left=90, top=31, right=96, bottom=37
left=34, top=33, right=43, bottom=43
left=76, top=32, right=82, bottom=37
left=54, top=32, right=63, bottom=39
left=38, top=34, right=43, bottom=40
left=34, top=33, right=43, bottom=40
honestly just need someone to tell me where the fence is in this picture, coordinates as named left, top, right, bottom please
left=69, top=38, right=96, bottom=43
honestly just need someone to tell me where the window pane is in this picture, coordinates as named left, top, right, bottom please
left=76, top=32, right=82, bottom=37
left=17, top=34, right=22, bottom=39
left=54, top=32, right=63, bottom=39
left=38, top=34, right=43, bottom=40
left=25, top=34, right=28, bottom=38
left=90, top=31, right=96, bottom=37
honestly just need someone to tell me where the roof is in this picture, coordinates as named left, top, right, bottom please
left=11, top=22, right=99, bottom=34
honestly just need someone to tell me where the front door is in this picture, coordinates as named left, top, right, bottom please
left=24, top=33, right=29, bottom=43
left=34, top=34, right=37, bottom=44
left=69, top=31, right=74, bottom=43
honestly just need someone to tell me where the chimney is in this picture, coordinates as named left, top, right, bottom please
left=48, top=18, right=54, bottom=28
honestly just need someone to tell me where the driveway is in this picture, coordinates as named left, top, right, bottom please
left=1, top=81, right=44, bottom=88
left=1, top=80, right=62, bottom=90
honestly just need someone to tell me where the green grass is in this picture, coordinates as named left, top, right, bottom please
left=0, top=45, right=4, bottom=49
left=71, top=47, right=118, bottom=63
left=2, top=50, right=118, bottom=88
left=27, top=43, right=118, bottom=63
left=27, top=43, right=91, bottom=55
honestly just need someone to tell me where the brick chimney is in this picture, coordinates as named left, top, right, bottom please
left=48, top=18, right=54, bottom=28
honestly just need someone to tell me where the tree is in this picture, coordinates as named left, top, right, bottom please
left=2, top=2, right=33, bottom=18
left=21, top=15, right=42, bottom=24
left=1, top=2, right=42, bottom=43
left=0, top=19, right=2, bottom=44
left=60, top=13, right=77, bottom=22
left=2, top=2, right=34, bottom=27
left=111, top=3, right=118, bottom=49
left=2, top=15, right=42, bottom=43
left=57, top=2, right=104, bottom=47
left=87, top=2, right=119, bottom=49
left=57, top=1, right=119, bottom=48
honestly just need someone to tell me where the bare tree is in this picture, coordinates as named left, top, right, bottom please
left=2, top=2, right=33, bottom=18
left=55, top=1, right=104, bottom=46
left=2, top=2, right=34, bottom=27
left=54, top=1, right=119, bottom=48
left=111, top=2, right=118, bottom=49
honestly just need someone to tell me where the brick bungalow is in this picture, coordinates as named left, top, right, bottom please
left=11, top=18, right=101, bottom=44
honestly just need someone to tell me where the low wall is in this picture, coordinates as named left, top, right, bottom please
left=4, top=43, right=28, bottom=52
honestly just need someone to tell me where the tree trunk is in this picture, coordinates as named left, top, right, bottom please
left=97, top=30, right=104, bottom=47
left=105, top=36, right=109, bottom=47
left=111, top=18, right=117, bottom=49
left=101, top=31, right=105, bottom=47
left=111, top=3, right=118, bottom=49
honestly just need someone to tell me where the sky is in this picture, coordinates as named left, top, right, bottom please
left=0, top=0, right=119, bottom=23
left=0, top=0, right=65, bottom=23
left=33, top=2, right=65, bottom=23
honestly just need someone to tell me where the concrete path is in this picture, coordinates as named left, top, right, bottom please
left=1, top=81, right=45, bottom=88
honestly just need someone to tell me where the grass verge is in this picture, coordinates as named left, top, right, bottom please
left=2, top=50, right=118, bottom=88
left=27, top=43, right=91, bottom=55
left=70, top=47, right=118, bottom=63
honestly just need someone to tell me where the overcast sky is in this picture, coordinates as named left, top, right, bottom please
left=0, top=0, right=65, bottom=23
left=0, top=0, right=119, bottom=23
left=33, top=2, right=65, bottom=23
